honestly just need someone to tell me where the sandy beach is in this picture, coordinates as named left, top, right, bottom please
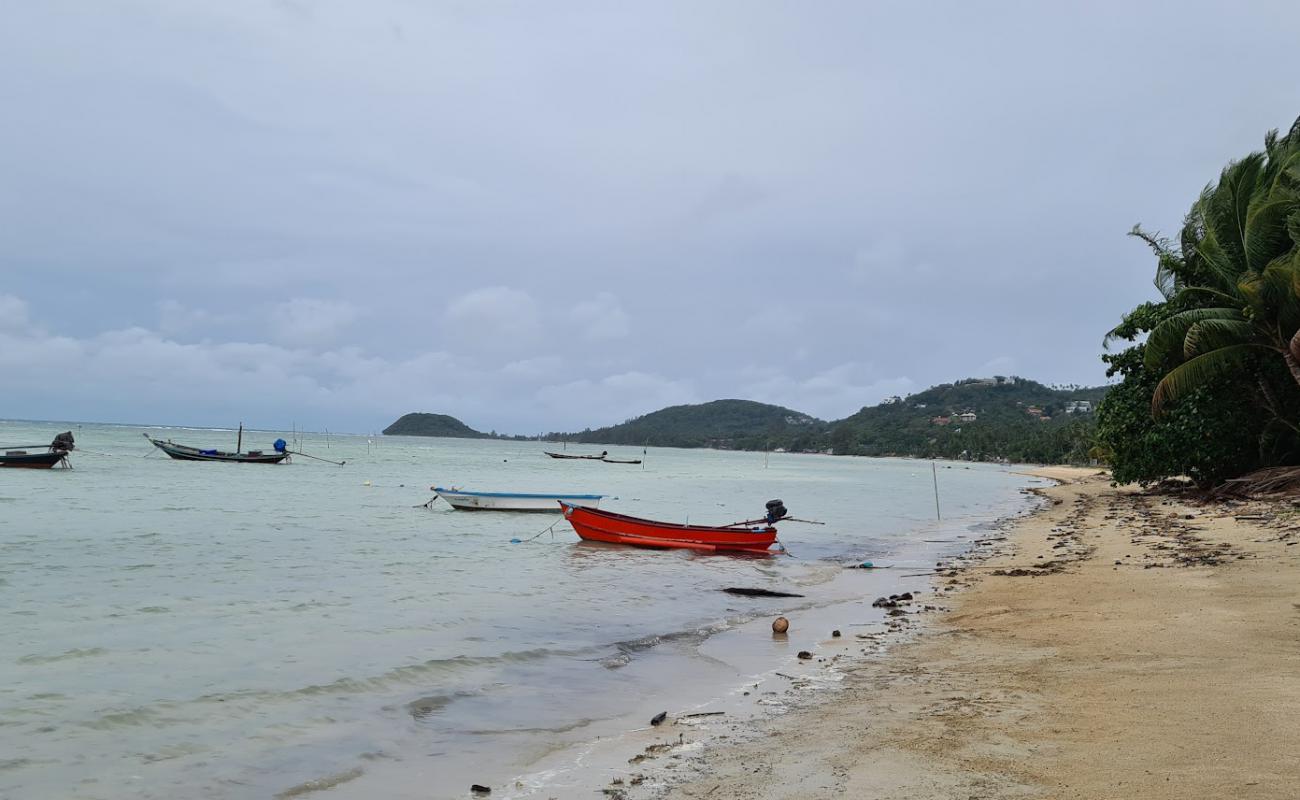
left=625, top=467, right=1300, bottom=799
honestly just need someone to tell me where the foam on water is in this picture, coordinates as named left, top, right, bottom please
left=0, top=420, right=1036, bottom=799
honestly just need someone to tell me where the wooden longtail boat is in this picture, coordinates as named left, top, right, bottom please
left=433, top=487, right=605, bottom=512
left=545, top=450, right=607, bottom=460
left=560, top=503, right=780, bottom=554
left=0, top=450, right=71, bottom=469
left=1, top=431, right=75, bottom=469
left=143, top=426, right=290, bottom=464
left=600, top=457, right=642, bottom=465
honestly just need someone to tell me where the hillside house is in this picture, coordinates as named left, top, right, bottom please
left=1065, top=400, right=1093, bottom=414
left=957, top=411, right=977, bottom=423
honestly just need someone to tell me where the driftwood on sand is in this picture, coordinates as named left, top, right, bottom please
left=722, top=587, right=805, bottom=598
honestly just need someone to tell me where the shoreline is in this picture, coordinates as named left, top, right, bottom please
left=609, top=466, right=1300, bottom=799
left=478, top=465, right=1045, bottom=796
left=487, top=467, right=1052, bottom=799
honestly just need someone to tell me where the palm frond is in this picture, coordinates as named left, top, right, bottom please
left=1243, top=198, right=1300, bottom=272
left=1151, top=344, right=1268, bottom=416
left=1172, top=285, right=1245, bottom=307
left=1267, top=149, right=1300, bottom=197
left=1258, top=255, right=1300, bottom=334
left=1191, top=219, right=1244, bottom=291
left=1128, top=224, right=1185, bottom=298
left=1196, top=155, right=1265, bottom=277
left=1183, top=318, right=1255, bottom=359
left=1144, top=307, right=1244, bottom=370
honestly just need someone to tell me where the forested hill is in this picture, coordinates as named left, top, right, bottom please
left=827, top=378, right=1108, bottom=462
left=384, top=377, right=1110, bottom=463
left=382, top=413, right=491, bottom=438
left=551, top=399, right=827, bottom=450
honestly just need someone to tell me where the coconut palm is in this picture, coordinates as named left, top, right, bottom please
left=1142, top=117, right=1300, bottom=415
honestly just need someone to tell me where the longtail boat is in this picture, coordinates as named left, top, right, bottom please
left=143, top=424, right=290, bottom=464
left=545, top=450, right=607, bottom=460
left=0, top=450, right=70, bottom=469
left=432, top=487, right=605, bottom=512
left=600, top=456, right=642, bottom=465
left=560, top=500, right=786, bottom=554
left=0, top=431, right=74, bottom=469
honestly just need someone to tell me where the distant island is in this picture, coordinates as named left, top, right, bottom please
left=382, top=413, right=493, bottom=438
left=384, top=375, right=1109, bottom=464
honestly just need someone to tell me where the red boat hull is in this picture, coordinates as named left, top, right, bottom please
left=561, top=503, right=778, bottom=554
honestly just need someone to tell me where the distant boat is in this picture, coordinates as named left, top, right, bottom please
left=560, top=502, right=783, bottom=554
left=545, top=450, right=608, bottom=460
left=600, top=456, right=642, bottom=465
left=433, top=487, right=605, bottom=512
left=1, top=432, right=74, bottom=469
left=143, top=424, right=290, bottom=464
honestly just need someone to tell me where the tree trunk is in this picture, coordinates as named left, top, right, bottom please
left=1288, top=329, right=1300, bottom=386
left=1284, top=349, right=1300, bottom=388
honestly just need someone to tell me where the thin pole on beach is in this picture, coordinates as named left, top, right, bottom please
left=932, top=461, right=941, bottom=520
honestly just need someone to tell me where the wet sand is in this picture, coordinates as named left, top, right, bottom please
left=630, top=467, right=1300, bottom=799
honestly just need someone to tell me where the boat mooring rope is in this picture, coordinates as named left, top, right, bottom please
left=511, top=519, right=561, bottom=544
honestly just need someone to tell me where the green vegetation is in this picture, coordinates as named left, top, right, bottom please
left=825, top=378, right=1105, bottom=463
left=550, top=399, right=826, bottom=451
left=388, top=379, right=1110, bottom=463
left=545, top=381, right=1107, bottom=462
left=382, top=413, right=491, bottom=438
left=1096, top=116, right=1300, bottom=486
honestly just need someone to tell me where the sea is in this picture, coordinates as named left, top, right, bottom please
left=0, top=419, right=1044, bottom=799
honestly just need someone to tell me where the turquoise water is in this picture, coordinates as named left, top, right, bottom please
left=0, top=420, right=1036, bottom=799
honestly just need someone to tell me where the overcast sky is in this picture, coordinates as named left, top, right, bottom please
left=3, top=1, right=1298, bottom=433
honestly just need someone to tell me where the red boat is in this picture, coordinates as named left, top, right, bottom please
left=560, top=502, right=782, bottom=554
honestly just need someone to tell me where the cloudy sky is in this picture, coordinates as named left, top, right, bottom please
left=3, top=1, right=1297, bottom=433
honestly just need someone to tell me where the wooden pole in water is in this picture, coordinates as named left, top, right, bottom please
left=237, top=422, right=243, bottom=454
left=931, top=461, right=941, bottom=520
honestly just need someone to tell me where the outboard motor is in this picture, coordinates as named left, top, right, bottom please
left=765, top=499, right=788, bottom=524
left=50, top=431, right=75, bottom=452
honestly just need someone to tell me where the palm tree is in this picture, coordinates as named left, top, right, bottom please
left=1142, top=117, right=1300, bottom=415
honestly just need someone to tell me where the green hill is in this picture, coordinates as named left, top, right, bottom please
left=552, top=399, right=826, bottom=450
left=827, top=377, right=1107, bottom=462
left=386, top=376, right=1110, bottom=463
left=382, top=413, right=490, bottom=438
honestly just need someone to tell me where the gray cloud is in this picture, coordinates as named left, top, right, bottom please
left=3, top=1, right=1299, bottom=432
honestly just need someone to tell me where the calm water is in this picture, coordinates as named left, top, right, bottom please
left=0, top=420, right=1038, bottom=799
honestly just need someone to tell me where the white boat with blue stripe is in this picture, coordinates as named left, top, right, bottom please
left=432, top=487, right=605, bottom=513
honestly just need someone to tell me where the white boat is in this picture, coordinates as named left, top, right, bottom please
left=432, top=487, right=605, bottom=513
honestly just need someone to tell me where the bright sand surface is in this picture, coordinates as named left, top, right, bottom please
left=626, top=467, right=1300, bottom=799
